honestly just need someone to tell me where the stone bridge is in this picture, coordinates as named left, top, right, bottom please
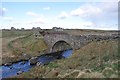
left=37, top=31, right=119, bottom=53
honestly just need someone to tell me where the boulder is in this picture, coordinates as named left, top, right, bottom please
left=29, top=57, right=38, bottom=65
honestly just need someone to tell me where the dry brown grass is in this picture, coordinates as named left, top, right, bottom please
left=13, top=39, right=119, bottom=78
left=11, top=34, right=48, bottom=56
left=1, top=36, right=25, bottom=65
left=56, top=39, right=118, bottom=71
left=2, top=34, right=48, bottom=65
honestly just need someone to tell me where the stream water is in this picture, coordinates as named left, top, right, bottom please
left=0, top=49, right=73, bottom=78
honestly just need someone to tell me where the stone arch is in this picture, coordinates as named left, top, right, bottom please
left=52, top=40, right=72, bottom=52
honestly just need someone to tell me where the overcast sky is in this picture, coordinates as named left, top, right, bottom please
left=0, top=0, right=119, bottom=30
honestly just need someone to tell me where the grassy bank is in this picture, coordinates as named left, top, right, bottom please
left=10, top=34, right=48, bottom=56
left=2, top=32, right=48, bottom=64
left=14, top=39, right=119, bottom=78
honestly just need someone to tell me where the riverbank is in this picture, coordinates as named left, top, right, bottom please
left=1, top=49, right=73, bottom=78
left=1, top=36, right=26, bottom=65
left=2, top=35, right=47, bottom=64
left=1, top=30, right=48, bottom=65
left=13, top=39, right=119, bottom=78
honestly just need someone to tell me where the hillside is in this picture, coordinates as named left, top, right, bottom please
left=14, top=39, right=119, bottom=78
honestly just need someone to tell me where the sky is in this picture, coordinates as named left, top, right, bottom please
left=0, top=0, right=119, bottom=30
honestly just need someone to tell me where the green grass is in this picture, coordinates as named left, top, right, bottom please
left=13, top=39, right=119, bottom=78
left=47, top=61, right=59, bottom=68
left=9, top=34, right=48, bottom=56
left=3, top=29, right=119, bottom=78
left=2, top=32, right=48, bottom=64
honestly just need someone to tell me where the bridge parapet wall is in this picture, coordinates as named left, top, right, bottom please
left=43, top=34, right=92, bottom=52
left=43, top=33, right=120, bottom=53
left=44, top=34, right=74, bottom=50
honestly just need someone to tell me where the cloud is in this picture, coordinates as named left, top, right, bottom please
left=69, top=3, right=117, bottom=29
left=70, top=3, right=117, bottom=19
left=0, top=8, right=8, bottom=16
left=43, top=7, right=50, bottom=10
left=26, top=18, right=45, bottom=24
left=26, top=11, right=45, bottom=24
left=3, top=17, right=13, bottom=21
left=26, top=11, right=43, bottom=17
left=70, top=4, right=102, bottom=18
left=2, top=8, right=8, bottom=12
left=58, top=11, right=69, bottom=19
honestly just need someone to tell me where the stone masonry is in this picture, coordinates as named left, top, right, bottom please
left=39, top=31, right=119, bottom=53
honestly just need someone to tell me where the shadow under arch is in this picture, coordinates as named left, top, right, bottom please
left=52, top=40, right=72, bottom=52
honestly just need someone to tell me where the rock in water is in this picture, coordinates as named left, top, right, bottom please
left=17, top=71, right=23, bottom=75
left=29, top=57, right=38, bottom=65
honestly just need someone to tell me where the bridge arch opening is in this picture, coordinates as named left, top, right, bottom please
left=52, top=40, right=72, bottom=52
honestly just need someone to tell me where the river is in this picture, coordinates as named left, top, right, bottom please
left=0, top=49, right=73, bottom=78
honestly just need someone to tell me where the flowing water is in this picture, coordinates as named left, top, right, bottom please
left=0, top=49, right=73, bottom=78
